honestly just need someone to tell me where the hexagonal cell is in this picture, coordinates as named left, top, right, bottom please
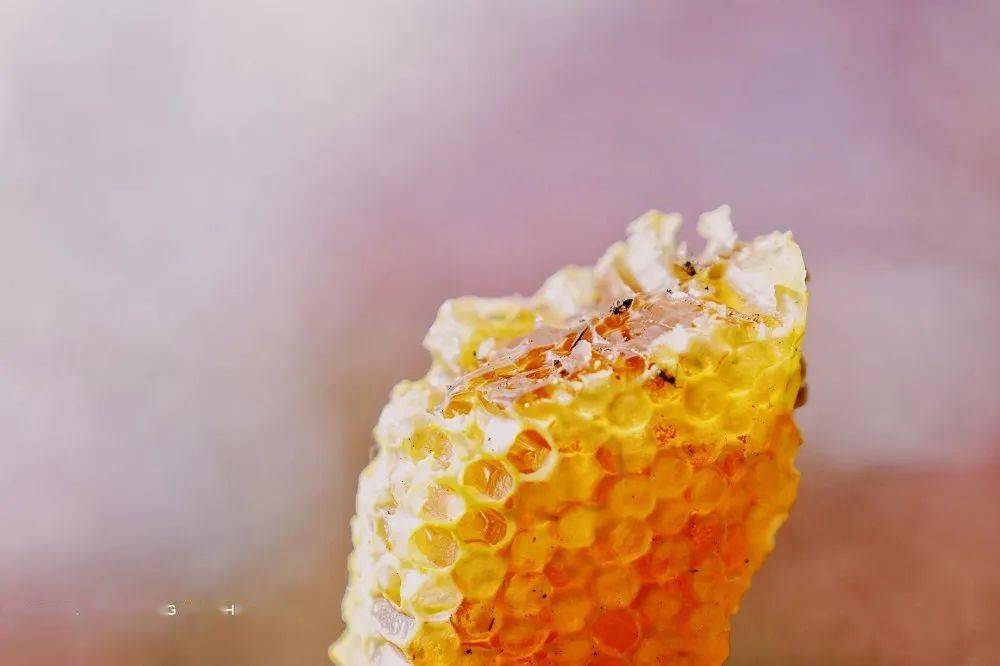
left=457, top=507, right=508, bottom=546
left=688, top=601, right=726, bottom=634
left=604, top=433, right=658, bottom=474
left=420, top=483, right=465, bottom=522
left=545, top=632, right=592, bottom=664
left=452, top=551, right=507, bottom=600
left=555, top=505, right=597, bottom=549
left=495, top=616, right=550, bottom=659
left=506, top=430, right=552, bottom=474
left=717, top=343, right=771, bottom=389
left=371, top=596, right=416, bottom=647
left=547, top=414, right=609, bottom=454
left=606, top=518, right=653, bottom=562
left=451, top=599, right=499, bottom=643
left=544, top=547, right=597, bottom=590
left=689, top=467, right=727, bottom=513
left=607, top=388, right=654, bottom=429
left=648, top=499, right=692, bottom=535
left=409, top=525, right=459, bottom=568
left=593, top=609, right=641, bottom=655
left=408, top=621, right=461, bottom=664
left=549, top=589, right=592, bottom=633
left=638, top=584, right=683, bottom=626
left=683, top=379, right=727, bottom=420
left=409, top=572, right=462, bottom=618
left=503, top=572, right=553, bottom=615
left=405, top=426, right=454, bottom=468
left=507, top=481, right=560, bottom=524
left=594, top=565, right=640, bottom=609
left=462, top=459, right=515, bottom=501
left=636, top=538, right=691, bottom=583
left=607, top=475, right=656, bottom=517
left=509, top=524, right=556, bottom=572
left=549, top=455, right=604, bottom=503
left=649, top=452, right=693, bottom=499
left=645, top=414, right=679, bottom=447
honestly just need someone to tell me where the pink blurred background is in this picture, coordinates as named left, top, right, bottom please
left=2, top=1, right=998, bottom=664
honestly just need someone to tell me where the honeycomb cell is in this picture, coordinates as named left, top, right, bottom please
left=607, top=518, right=653, bottom=562
left=633, top=637, right=685, bottom=666
left=372, top=597, right=416, bottom=647
left=409, top=525, right=458, bottom=568
left=683, top=379, right=727, bottom=420
left=749, top=367, right=782, bottom=405
left=637, top=538, right=691, bottom=582
left=453, top=551, right=507, bottom=600
left=451, top=599, right=499, bottom=642
left=638, top=584, right=683, bottom=625
left=691, top=557, right=740, bottom=606
left=548, top=416, right=608, bottom=454
left=463, top=460, right=516, bottom=501
left=503, top=572, right=553, bottom=614
left=688, top=602, right=726, bottom=634
left=689, top=467, right=727, bottom=513
left=555, top=505, right=597, bottom=549
left=406, top=427, right=453, bottom=468
left=648, top=499, right=692, bottom=535
left=717, top=344, right=769, bottom=388
left=547, top=633, right=593, bottom=664
left=594, top=565, right=640, bottom=609
left=549, top=454, right=604, bottom=503
left=508, top=482, right=560, bottom=524
left=593, top=609, right=641, bottom=655
left=647, top=414, right=681, bottom=450
left=409, top=621, right=461, bottom=665
left=495, top=616, right=549, bottom=658
left=720, top=403, right=754, bottom=434
left=509, top=524, right=556, bottom=572
left=457, top=507, right=508, bottom=546
left=613, top=433, right=659, bottom=473
left=550, top=589, right=592, bottom=633
left=608, top=475, right=656, bottom=517
left=420, top=483, right=465, bottom=522
left=679, top=337, right=723, bottom=376
left=607, top=388, right=653, bottom=429
left=546, top=548, right=597, bottom=589
left=649, top=452, right=692, bottom=499
left=410, top=573, right=462, bottom=617
left=687, top=516, right=724, bottom=560
left=746, top=452, right=779, bottom=494
left=506, top=430, right=552, bottom=474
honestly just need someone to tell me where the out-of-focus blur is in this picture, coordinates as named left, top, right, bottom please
left=1, top=2, right=998, bottom=664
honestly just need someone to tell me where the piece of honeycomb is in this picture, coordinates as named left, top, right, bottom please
left=333, top=207, right=808, bottom=665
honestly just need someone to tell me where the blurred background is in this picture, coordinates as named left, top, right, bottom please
left=2, top=1, right=998, bottom=664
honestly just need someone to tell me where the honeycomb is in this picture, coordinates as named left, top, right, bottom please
left=333, top=208, right=808, bottom=665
